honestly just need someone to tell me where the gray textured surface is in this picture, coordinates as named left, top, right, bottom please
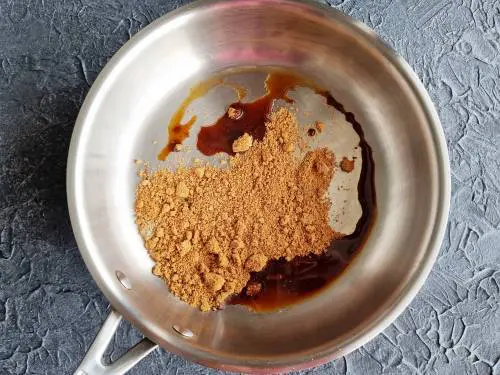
left=0, top=0, right=499, bottom=374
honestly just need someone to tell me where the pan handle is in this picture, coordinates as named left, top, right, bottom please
left=74, top=309, right=158, bottom=375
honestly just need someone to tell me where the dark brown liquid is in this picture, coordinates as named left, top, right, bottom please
left=230, top=87, right=376, bottom=310
left=165, top=70, right=376, bottom=311
left=158, top=77, right=223, bottom=161
left=197, top=72, right=303, bottom=155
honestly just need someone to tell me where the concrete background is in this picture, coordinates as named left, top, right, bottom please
left=0, top=0, right=499, bottom=374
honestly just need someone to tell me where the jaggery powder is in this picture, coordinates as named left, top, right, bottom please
left=340, top=156, right=355, bottom=173
left=135, top=108, right=339, bottom=311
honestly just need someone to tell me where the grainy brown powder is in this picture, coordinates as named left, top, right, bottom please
left=135, top=108, right=339, bottom=311
left=340, top=157, right=355, bottom=173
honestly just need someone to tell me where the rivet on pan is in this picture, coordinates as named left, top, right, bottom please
left=116, top=271, right=132, bottom=289
left=172, top=325, right=194, bottom=338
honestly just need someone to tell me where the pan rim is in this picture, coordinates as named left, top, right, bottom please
left=66, top=0, right=451, bottom=372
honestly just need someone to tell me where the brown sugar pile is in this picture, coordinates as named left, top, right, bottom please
left=135, top=108, right=339, bottom=311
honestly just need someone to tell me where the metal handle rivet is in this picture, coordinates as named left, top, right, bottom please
left=116, top=270, right=132, bottom=289
left=172, top=325, right=194, bottom=338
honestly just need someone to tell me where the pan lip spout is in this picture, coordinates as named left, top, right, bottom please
left=66, top=0, right=451, bottom=372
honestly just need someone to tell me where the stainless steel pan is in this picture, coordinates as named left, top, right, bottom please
left=67, top=0, right=450, bottom=373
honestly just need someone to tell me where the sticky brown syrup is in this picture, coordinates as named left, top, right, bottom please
left=158, top=79, right=249, bottom=160
left=161, top=70, right=376, bottom=311
left=158, top=77, right=223, bottom=161
left=197, top=72, right=303, bottom=155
